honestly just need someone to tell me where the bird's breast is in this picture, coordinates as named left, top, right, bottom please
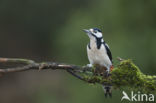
left=87, top=44, right=112, bottom=68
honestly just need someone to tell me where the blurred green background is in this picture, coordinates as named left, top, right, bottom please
left=0, top=0, right=156, bottom=103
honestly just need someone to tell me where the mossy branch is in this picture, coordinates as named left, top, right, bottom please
left=0, top=57, right=156, bottom=93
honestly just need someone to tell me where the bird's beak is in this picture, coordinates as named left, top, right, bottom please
left=83, top=29, right=90, bottom=33
left=83, top=29, right=92, bottom=38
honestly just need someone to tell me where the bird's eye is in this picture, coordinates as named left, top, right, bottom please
left=94, top=30, right=97, bottom=33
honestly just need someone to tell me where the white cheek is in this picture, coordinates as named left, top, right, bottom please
left=95, top=32, right=102, bottom=38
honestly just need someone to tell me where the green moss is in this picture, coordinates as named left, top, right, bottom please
left=111, top=59, right=156, bottom=93
left=82, top=59, right=156, bottom=93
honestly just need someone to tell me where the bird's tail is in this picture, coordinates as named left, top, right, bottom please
left=102, top=85, right=112, bottom=97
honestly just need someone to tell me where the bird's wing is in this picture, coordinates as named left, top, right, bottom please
left=104, top=43, right=112, bottom=62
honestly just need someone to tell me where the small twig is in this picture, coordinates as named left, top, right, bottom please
left=66, top=69, right=86, bottom=81
left=117, top=57, right=124, bottom=61
left=0, top=57, right=35, bottom=64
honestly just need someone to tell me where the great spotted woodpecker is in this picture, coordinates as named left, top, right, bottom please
left=83, top=28, right=113, bottom=97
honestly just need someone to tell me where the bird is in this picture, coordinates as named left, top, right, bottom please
left=83, top=28, right=113, bottom=97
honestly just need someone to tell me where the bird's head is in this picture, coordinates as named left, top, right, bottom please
left=83, top=28, right=103, bottom=41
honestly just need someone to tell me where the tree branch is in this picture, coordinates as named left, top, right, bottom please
left=0, top=57, right=156, bottom=93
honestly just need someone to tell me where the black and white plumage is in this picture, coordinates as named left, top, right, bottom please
left=83, top=28, right=113, bottom=97
left=83, top=28, right=112, bottom=73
